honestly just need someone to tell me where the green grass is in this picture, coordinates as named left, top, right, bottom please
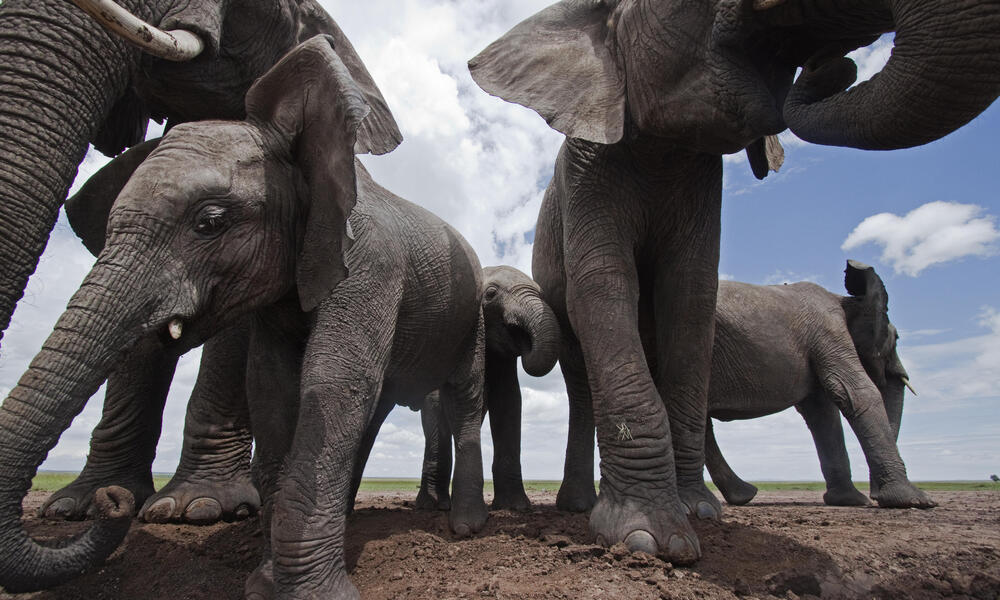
left=29, top=472, right=996, bottom=494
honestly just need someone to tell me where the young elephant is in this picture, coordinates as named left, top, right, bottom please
left=0, top=37, right=487, bottom=598
left=415, top=266, right=560, bottom=512
left=706, top=261, right=925, bottom=508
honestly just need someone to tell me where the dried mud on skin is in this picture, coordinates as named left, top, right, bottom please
left=4, top=490, right=999, bottom=599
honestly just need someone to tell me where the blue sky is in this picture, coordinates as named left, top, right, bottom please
left=0, top=0, right=996, bottom=486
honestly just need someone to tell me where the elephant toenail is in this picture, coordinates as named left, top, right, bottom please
left=667, top=534, right=700, bottom=564
left=184, top=497, right=223, bottom=524
left=595, top=534, right=608, bottom=547
left=696, top=501, right=717, bottom=520
left=453, top=523, right=471, bottom=538
left=624, top=530, right=657, bottom=554
left=44, top=497, right=76, bottom=519
left=235, top=504, right=251, bottom=519
left=143, top=497, right=177, bottom=522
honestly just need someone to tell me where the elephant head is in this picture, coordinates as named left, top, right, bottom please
left=482, top=266, right=560, bottom=377
left=469, top=0, right=999, bottom=158
left=0, top=36, right=389, bottom=592
left=0, top=0, right=401, bottom=343
left=843, top=259, right=911, bottom=441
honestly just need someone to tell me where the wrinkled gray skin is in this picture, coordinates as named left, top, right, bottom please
left=0, top=0, right=400, bottom=525
left=706, top=261, right=918, bottom=508
left=470, top=0, right=996, bottom=563
left=0, top=38, right=486, bottom=598
left=414, top=267, right=560, bottom=512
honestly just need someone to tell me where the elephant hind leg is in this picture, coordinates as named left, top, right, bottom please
left=794, top=393, right=870, bottom=507
left=416, top=391, right=452, bottom=511
left=704, top=420, right=757, bottom=506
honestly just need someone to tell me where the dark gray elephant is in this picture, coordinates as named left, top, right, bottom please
left=706, top=261, right=917, bottom=507
left=470, top=0, right=997, bottom=563
left=415, top=266, right=560, bottom=513
left=0, top=0, right=400, bottom=524
left=0, top=38, right=486, bottom=597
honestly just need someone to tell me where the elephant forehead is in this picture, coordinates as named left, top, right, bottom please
left=483, top=266, right=537, bottom=291
left=119, top=123, right=265, bottom=218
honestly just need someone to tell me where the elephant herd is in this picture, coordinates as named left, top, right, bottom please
left=0, top=0, right=996, bottom=597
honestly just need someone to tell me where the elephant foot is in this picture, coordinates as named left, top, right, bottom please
left=40, top=470, right=153, bottom=521
left=245, top=559, right=274, bottom=600
left=823, top=485, right=872, bottom=507
left=140, top=473, right=260, bottom=524
left=871, top=480, right=937, bottom=509
left=716, top=478, right=758, bottom=506
left=589, top=485, right=701, bottom=565
left=491, top=481, right=531, bottom=512
left=678, top=481, right=723, bottom=520
left=415, top=485, right=451, bottom=511
left=448, top=495, right=488, bottom=538
left=555, top=477, right=597, bottom=513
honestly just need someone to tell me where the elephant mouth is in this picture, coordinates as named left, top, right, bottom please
left=508, top=324, right=534, bottom=358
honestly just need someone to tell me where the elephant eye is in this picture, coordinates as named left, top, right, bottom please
left=193, top=205, right=230, bottom=237
left=484, top=286, right=499, bottom=301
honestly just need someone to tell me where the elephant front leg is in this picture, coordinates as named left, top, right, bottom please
left=141, top=322, right=259, bottom=524
left=485, top=353, right=530, bottom=511
left=40, top=336, right=177, bottom=520
left=795, top=393, right=870, bottom=506
left=416, top=391, right=453, bottom=510
left=555, top=334, right=598, bottom=513
left=566, top=257, right=700, bottom=564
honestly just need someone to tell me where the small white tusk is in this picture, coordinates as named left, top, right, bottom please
left=901, top=377, right=917, bottom=396
left=168, top=319, right=183, bottom=340
left=753, top=0, right=787, bottom=9
left=70, top=0, right=204, bottom=62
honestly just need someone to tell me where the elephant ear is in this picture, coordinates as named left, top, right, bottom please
left=295, top=1, right=403, bottom=155
left=468, top=0, right=625, bottom=144
left=66, top=138, right=163, bottom=257
left=245, top=35, right=371, bottom=312
left=844, top=259, right=892, bottom=379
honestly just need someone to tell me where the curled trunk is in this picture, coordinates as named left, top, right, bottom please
left=511, top=294, right=560, bottom=377
left=0, top=255, right=151, bottom=591
left=0, top=0, right=138, bottom=343
left=783, top=0, right=1000, bottom=149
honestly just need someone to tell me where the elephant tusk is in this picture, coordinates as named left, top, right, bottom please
left=168, top=319, right=183, bottom=340
left=901, top=377, right=917, bottom=396
left=69, top=0, right=204, bottom=62
left=753, top=0, right=788, bottom=10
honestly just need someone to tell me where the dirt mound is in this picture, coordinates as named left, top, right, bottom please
left=5, top=490, right=999, bottom=599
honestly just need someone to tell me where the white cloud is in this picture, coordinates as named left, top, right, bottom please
left=842, top=201, right=1000, bottom=276
left=762, top=270, right=821, bottom=286
left=847, top=36, right=893, bottom=84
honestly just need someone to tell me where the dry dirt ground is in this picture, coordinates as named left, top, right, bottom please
left=4, top=489, right=999, bottom=599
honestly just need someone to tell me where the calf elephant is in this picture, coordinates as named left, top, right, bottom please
left=470, top=0, right=996, bottom=562
left=12, top=0, right=401, bottom=525
left=414, top=266, right=560, bottom=513
left=0, top=38, right=486, bottom=597
left=707, top=261, right=917, bottom=507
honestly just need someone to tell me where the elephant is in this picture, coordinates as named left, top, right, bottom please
left=469, top=0, right=997, bottom=563
left=0, top=37, right=488, bottom=597
left=413, top=266, right=560, bottom=513
left=0, top=0, right=401, bottom=524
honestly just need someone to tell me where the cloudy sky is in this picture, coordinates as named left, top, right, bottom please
left=1, top=0, right=997, bottom=486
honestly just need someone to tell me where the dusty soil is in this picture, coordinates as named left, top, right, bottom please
left=4, top=489, right=999, bottom=599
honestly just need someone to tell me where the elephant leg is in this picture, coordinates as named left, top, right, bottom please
left=243, top=308, right=304, bottom=600
left=439, top=315, right=488, bottom=537
left=704, top=419, right=758, bottom=506
left=40, top=336, right=177, bottom=520
left=651, top=243, right=722, bottom=522
left=815, top=351, right=935, bottom=509
left=795, top=393, right=870, bottom=507
left=555, top=333, right=597, bottom=513
left=486, top=352, right=530, bottom=511
left=565, top=240, right=699, bottom=564
left=416, top=391, right=453, bottom=510
left=140, top=321, right=259, bottom=524
left=346, top=395, right=395, bottom=514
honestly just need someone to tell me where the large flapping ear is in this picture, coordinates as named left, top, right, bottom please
left=246, top=35, right=370, bottom=312
left=295, top=0, right=403, bottom=155
left=66, top=138, right=163, bottom=256
left=468, top=0, right=625, bottom=144
left=844, top=259, right=891, bottom=366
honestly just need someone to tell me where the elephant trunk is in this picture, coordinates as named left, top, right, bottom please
left=783, top=0, right=1000, bottom=149
left=0, top=0, right=139, bottom=343
left=0, top=248, right=159, bottom=592
left=509, top=292, right=560, bottom=377
left=882, top=352, right=909, bottom=442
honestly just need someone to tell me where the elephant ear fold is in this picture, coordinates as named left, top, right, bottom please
left=844, top=259, right=891, bottom=369
left=66, top=138, right=162, bottom=257
left=245, top=35, right=371, bottom=313
left=295, top=6, right=403, bottom=155
left=468, top=0, right=625, bottom=144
